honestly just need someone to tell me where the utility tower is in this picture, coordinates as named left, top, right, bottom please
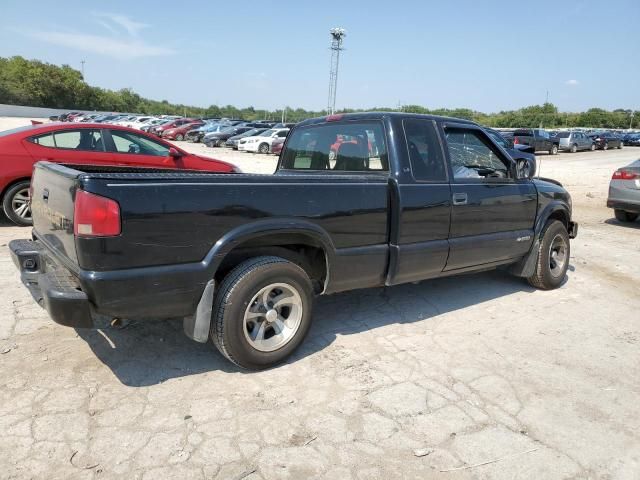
left=327, top=28, right=346, bottom=115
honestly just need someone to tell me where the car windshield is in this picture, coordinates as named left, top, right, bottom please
left=260, top=129, right=276, bottom=137
left=241, top=128, right=266, bottom=137
left=557, top=132, right=571, bottom=138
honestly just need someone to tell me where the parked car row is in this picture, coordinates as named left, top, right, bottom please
left=496, top=128, right=634, bottom=155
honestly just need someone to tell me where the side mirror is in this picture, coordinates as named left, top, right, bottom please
left=516, top=157, right=535, bottom=179
left=168, top=147, right=183, bottom=159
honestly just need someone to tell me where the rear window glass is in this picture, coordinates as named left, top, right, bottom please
left=557, top=132, right=570, bottom=138
left=281, top=121, right=388, bottom=172
left=513, top=129, right=532, bottom=136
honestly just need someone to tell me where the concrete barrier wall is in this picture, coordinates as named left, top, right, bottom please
left=0, top=104, right=111, bottom=118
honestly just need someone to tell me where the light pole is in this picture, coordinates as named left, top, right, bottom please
left=327, top=28, right=346, bottom=115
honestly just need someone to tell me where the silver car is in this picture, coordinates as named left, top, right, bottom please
left=557, top=131, right=595, bottom=152
left=607, top=160, right=640, bottom=222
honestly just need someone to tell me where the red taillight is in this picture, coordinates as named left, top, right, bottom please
left=74, top=190, right=121, bottom=237
left=326, top=114, right=343, bottom=122
left=612, top=170, right=639, bottom=180
left=513, top=137, right=519, bottom=144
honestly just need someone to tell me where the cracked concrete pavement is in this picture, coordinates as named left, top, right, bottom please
left=1, top=121, right=639, bottom=479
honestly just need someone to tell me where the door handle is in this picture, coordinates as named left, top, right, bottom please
left=452, top=193, right=468, bottom=205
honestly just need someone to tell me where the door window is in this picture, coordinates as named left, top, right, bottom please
left=109, top=130, right=170, bottom=156
left=402, top=119, right=447, bottom=182
left=29, top=130, right=105, bottom=151
left=445, top=129, right=511, bottom=181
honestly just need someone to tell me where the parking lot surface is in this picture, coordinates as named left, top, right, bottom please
left=1, top=122, right=639, bottom=479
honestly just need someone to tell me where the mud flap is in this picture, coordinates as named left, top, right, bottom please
left=508, top=239, right=540, bottom=278
left=183, top=280, right=215, bottom=343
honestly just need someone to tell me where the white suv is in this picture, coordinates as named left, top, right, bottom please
left=238, top=128, right=289, bottom=154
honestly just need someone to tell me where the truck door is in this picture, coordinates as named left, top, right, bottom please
left=441, top=123, right=537, bottom=270
left=387, top=118, right=451, bottom=285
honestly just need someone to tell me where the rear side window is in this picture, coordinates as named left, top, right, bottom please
left=403, top=119, right=447, bottom=181
left=29, top=130, right=105, bottom=151
left=557, top=132, right=570, bottom=138
left=281, top=121, right=388, bottom=172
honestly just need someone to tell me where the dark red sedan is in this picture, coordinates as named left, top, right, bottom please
left=162, top=120, right=205, bottom=141
left=0, top=122, right=238, bottom=226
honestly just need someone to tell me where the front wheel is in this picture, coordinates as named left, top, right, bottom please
left=258, top=143, right=270, bottom=154
left=549, top=144, right=558, bottom=155
left=211, top=256, right=314, bottom=370
left=590, top=143, right=596, bottom=151
left=603, top=142, right=609, bottom=150
left=2, top=180, right=32, bottom=226
left=618, top=142, right=623, bottom=149
left=527, top=220, right=570, bottom=290
left=570, top=144, right=577, bottom=153
left=176, top=134, right=184, bottom=141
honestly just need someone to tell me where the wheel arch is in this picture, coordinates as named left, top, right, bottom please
left=204, top=219, right=336, bottom=295
left=0, top=176, right=31, bottom=202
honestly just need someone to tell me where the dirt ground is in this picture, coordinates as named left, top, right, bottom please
left=0, top=117, right=639, bottom=479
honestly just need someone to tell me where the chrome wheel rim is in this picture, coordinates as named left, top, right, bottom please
left=243, top=282, right=303, bottom=352
left=549, top=234, right=568, bottom=277
left=12, top=187, right=31, bottom=220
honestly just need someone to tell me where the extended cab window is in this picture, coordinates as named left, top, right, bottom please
left=29, top=130, right=105, bottom=151
left=445, top=129, right=511, bottom=180
left=403, top=119, right=447, bottom=181
left=109, top=130, right=169, bottom=156
left=281, top=121, right=388, bottom=172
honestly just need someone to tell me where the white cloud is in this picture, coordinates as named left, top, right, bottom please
left=93, top=12, right=149, bottom=37
left=25, top=30, right=175, bottom=60
left=565, top=79, right=579, bottom=86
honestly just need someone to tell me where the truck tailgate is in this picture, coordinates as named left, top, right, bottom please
left=30, top=162, right=81, bottom=266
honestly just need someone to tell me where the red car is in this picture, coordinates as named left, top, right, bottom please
left=150, top=118, right=197, bottom=137
left=162, top=120, right=205, bottom=141
left=0, top=123, right=238, bottom=226
left=270, top=136, right=285, bottom=155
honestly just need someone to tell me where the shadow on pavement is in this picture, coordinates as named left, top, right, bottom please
left=604, top=218, right=640, bottom=230
left=77, top=269, right=540, bottom=387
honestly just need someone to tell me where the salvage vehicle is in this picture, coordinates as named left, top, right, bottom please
left=0, top=123, right=237, bottom=225
left=590, top=132, right=624, bottom=150
left=607, top=160, right=640, bottom=222
left=10, top=112, right=577, bottom=369
left=204, top=126, right=255, bottom=147
left=513, top=128, right=560, bottom=155
left=238, top=128, right=289, bottom=153
left=162, top=120, right=205, bottom=141
left=225, top=128, right=269, bottom=149
left=556, top=131, right=596, bottom=152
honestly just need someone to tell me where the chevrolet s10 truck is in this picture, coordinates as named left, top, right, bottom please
left=10, top=113, right=577, bottom=369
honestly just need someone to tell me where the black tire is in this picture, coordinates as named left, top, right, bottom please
left=614, top=209, right=638, bottom=222
left=590, top=143, right=596, bottom=151
left=527, top=220, right=570, bottom=290
left=603, top=142, right=609, bottom=151
left=2, top=180, right=32, bottom=226
left=176, top=134, right=184, bottom=141
left=570, top=144, right=577, bottom=153
left=211, top=256, right=314, bottom=370
left=217, top=138, right=226, bottom=147
left=549, top=144, right=558, bottom=155
left=618, top=142, right=623, bottom=149
left=258, top=143, right=270, bottom=154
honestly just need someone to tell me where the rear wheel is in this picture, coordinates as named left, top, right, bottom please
left=211, top=256, right=314, bottom=370
left=217, top=138, right=226, bottom=147
left=618, top=142, right=623, bottom=149
left=527, top=220, right=570, bottom=290
left=258, top=143, right=270, bottom=154
left=603, top=142, right=609, bottom=150
left=570, top=144, right=577, bottom=153
left=549, top=144, right=558, bottom=155
left=614, top=209, right=638, bottom=222
left=176, top=133, right=184, bottom=141
left=2, top=181, right=32, bottom=226
left=590, top=143, right=596, bottom=151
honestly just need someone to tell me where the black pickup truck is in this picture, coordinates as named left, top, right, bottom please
left=10, top=113, right=577, bottom=369
left=512, top=128, right=560, bottom=155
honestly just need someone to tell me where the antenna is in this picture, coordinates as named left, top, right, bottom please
left=327, top=27, right=346, bottom=115
left=80, top=59, right=86, bottom=78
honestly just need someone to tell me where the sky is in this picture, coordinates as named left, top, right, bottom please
left=1, top=0, right=639, bottom=113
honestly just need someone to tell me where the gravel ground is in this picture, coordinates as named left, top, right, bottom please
left=1, top=118, right=639, bottom=479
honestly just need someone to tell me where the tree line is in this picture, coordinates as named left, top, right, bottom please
left=0, top=56, right=636, bottom=129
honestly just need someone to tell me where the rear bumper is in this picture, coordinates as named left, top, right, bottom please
left=9, top=239, right=93, bottom=328
left=9, top=238, right=210, bottom=329
left=607, top=199, right=640, bottom=213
